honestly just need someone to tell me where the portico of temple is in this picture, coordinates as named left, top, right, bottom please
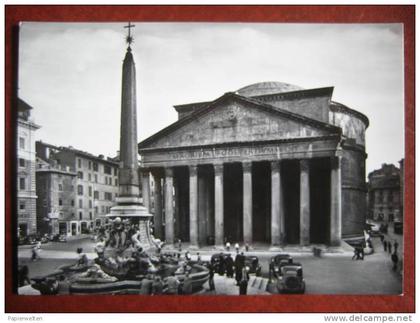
left=138, top=82, right=369, bottom=248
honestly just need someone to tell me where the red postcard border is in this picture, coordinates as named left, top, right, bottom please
left=5, top=5, right=415, bottom=313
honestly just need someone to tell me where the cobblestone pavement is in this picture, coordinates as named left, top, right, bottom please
left=18, top=234, right=402, bottom=295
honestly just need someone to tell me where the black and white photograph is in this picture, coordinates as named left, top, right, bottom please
left=15, top=21, right=404, bottom=297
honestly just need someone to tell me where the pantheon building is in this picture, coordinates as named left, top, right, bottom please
left=138, top=82, right=369, bottom=248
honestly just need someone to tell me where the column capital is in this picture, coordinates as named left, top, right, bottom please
left=140, top=167, right=150, bottom=175
left=214, top=163, right=224, bottom=175
left=270, top=160, right=281, bottom=171
left=300, top=159, right=310, bottom=172
left=189, top=165, right=198, bottom=176
left=242, top=161, right=252, bottom=172
left=164, top=167, right=173, bottom=178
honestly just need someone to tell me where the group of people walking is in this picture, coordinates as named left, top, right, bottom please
left=381, top=235, right=401, bottom=272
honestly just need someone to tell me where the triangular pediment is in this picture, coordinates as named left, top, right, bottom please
left=139, top=93, right=341, bottom=150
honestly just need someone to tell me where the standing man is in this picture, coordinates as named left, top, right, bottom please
left=208, top=263, right=215, bottom=291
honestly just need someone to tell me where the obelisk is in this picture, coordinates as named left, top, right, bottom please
left=108, top=23, right=154, bottom=249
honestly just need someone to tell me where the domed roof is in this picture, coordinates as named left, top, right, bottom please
left=236, top=81, right=304, bottom=97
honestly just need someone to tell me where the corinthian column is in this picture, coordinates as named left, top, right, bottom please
left=300, top=159, right=310, bottom=246
left=243, top=161, right=253, bottom=245
left=189, top=165, right=198, bottom=247
left=214, top=164, right=224, bottom=246
left=271, top=161, right=285, bottom=247
left=164, top=167, right=174, bottom=245
left=330, top=156, right=342, bottom=246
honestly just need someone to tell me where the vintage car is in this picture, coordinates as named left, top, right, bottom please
left=244, top=255, right=262, bottom=276
left=276, top=262, right=305, bottom=294
left=18, top=235, right=37, bottom=246
left=270, top=254, right=293, bottom=278
left=210, top=253, right=233, bottom=275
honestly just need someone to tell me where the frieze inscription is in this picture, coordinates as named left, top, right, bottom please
left=169, top=146, right=278, bottom=160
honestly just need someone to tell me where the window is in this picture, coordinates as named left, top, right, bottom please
left=19, top=137, right=25, bottom=149
left=94, top=174, right=98, bottom=183
left=115, top=178, right=118, bottom=186
left=89, top=212, right=93, bottom=220
left=58, top=184, right=63, bottom=191
left=104, top=165, right=112, bottom=175
left=19, top=201, right=25, bottom=210
left=71, top=200, right=74, bottom=206
left=88, top=186, right=92, bottom=197
left=88, top=161, right=92, bottom=170
left=78, top=158, right=82, bottom=168
left=93, top=162, right=98, bottom=172
left=94, top=206, right=98, bottom=215
left=89, top=200, right=92, bottom=208
left=19, top=178, right=26, bottom=190
left=94, top=191, right=99, bottom=199
left=77, top=171, right=83, bottom=179
left=105, top=177, right=108, bottom=185
left=104, top=192, right=113, bottom=201
left=77, top=185, right=83, bottom=195
left=114, top=168, right=117, bottom=176
left=88, top=173, right=91, bottom=181
left=79, top=199, right=83, bottom=208
left=59, top=199, right=63, bottom=206
left=101, top=206, right=105, bottom=213
left=19, top=158, right=25, bottom=167
left=79, top=212, right=83, bottom=220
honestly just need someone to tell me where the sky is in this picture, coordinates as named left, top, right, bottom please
left=18, top=22, right=404, bottom=175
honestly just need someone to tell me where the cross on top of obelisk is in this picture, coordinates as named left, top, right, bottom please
left=124, top=22, right=135, bottom=46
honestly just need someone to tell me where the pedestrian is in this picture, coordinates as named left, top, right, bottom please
left=208, top=263, right=215, bottom=291
left=359, top=246, right=365, bottom=260
left=352, top=248, right=359, bottom=260
left=380, top=234, right=385, bottom=243
left=182, top=272, right=193, bottom=295
left=394, top=240, right=399, bottom=253
left=165, top=272, right=180, bottom=295
left=151, top=276, right=164, bottom=295
left=18, top=265, right=31, bottom=287
left=226, top=241, right=231, bottom=251
left=239, top=267, right=249, bottom=295
left=234, top=253, right=244, bottom=285
left=391, top=252, right=399, bottom=271
left=387, top=241, right=392, bottom=254
left=196, top=252, right=202, bottom=264
left=185, top=250, right=191, bottom=261
left=245, top=243, right=249, bottom=252
left=268, top=259, right=275, bottom=282
left=225, top=254, right=234, bottom=278
left=383, top=240, right=388, bottom=252
left=140, top=274, right=154, bottom=295
left=31, top=245, right=38, bottom=261
left=178, top=239, right=182, bottom=252
left=235, top=243, right=240, bottom=254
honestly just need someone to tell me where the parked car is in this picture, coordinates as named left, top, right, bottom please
left=276, top=262, right=305, bottom=294
left=244, top=255, right=262, bottom=276
left=18, top=235, right=37, bottom=246
left=366, top=220, right=381, bottom=236
left=270, top=254, right=293, bottom=278
left=210, top=252, right=232, bottom=275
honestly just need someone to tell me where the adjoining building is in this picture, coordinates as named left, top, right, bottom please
left=36, top=157, right=77, bottom=235
left=17, top=98, right=40, bottom=238
left=368, top=163, right=402, bottom=223
left=36, top=142, right=119, bottom=236
left=138, top=81, right=369, bottom=248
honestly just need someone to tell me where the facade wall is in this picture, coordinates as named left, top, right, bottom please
left=17, top=118, right=39, bottom=236
left=368, top=163, right=402, bottom=223
left=330, top=109, right=367, bottom=146
left=341, top=145, right=367, bottom=237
